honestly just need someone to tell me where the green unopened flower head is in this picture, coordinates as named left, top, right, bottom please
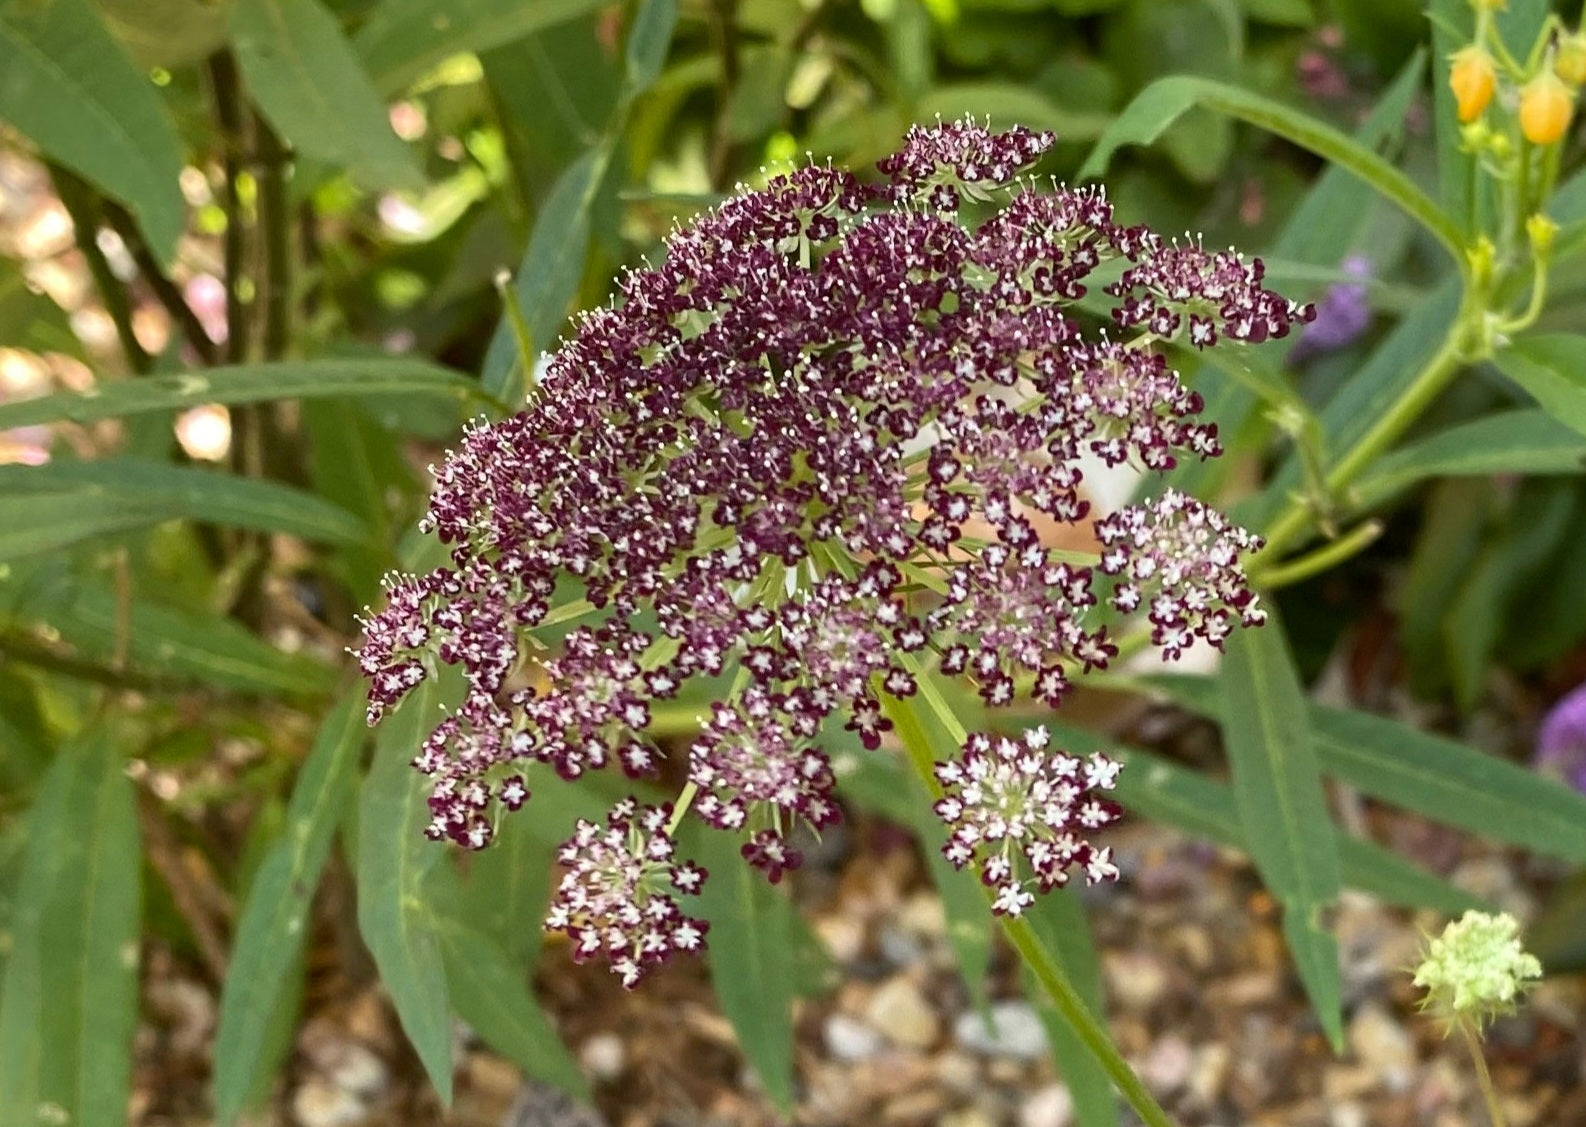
left=1413, top=910, right=1542, bottom=1029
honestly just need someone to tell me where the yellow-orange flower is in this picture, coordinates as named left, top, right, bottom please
left=1450, top=47, right=1497, bottom=123
left=1557, top=35, right=1586, bottom=87
left=1520, top=72, right=1575, bottom=144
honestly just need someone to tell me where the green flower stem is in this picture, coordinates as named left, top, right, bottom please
left=1250, top=519, right=1382, bottom=590
left=1257, top=328, right=1466, bottom=561
left=896, top=654, right=1182, bottom=1127
left=1458, top=1016, right=1509, bottom=1127
left=1000, top=914, right=1177, bottom=1127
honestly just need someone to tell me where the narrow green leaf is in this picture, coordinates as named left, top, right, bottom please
left=1313, top=707, right=1586, bottom=865
left=1129, top=672, right=1586, bottom=866
left=1353, top=409, right=1586, bottom=509
left=481, top=147, right=608, bottom=403
left=230, top=0, right=422, bottom=190
left=0, top=732, right=141, bottom=1127
left=916, top=83, right=1112, bottom=140
left=1049, top=718, right=1484, bottom=916
left=876, top=696, right=992, bottom=1012
left=1271, top=51, right=1424, bottom=264
left=621, top=0, right=678, bottom=99
left=1220, top=617, right=1342, bottom=1047
left=0, top=359, right=488, bottom=430
left=1022, top=890, right=1118, bottom=1127
left=437, top=922, right=590, bottom=1100
left=214, top=693, right=367, bottom=1126
left=354, top=0, right=607, bottom=97
left=1079, top=75, right=1463, bottom=260
left=0, top=458, right=374, bottom=546
left=50, top=589, right=332, bottom=696
left=688, top=825, right=797, bottom=1114
left=1238, top=280, right=1462, bottom=530
left=0, top=256, right=79, bottom=356
left=0, top=675, right=51, bottom=793
left=357, top=680, right=453, bottom=1102
left=0, top=0, right=185, bottom=261
left=0, top=491, right=173, bottom=561
left=1497, top=335, right=1586, bottom=439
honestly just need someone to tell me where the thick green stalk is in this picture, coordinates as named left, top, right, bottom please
left=895, top=656, right=1181, bottom=1127
left=1258, top=329, right=1466, bottom=560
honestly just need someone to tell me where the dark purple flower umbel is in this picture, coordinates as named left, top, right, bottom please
left=359, top=119, right=1305, bottom=983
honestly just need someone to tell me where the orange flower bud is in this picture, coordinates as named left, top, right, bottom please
left=1520, top=72, right=1575, bottom=144
left=1450, top=47, right=1497, bottom=123
left=1557, top=35, right=1586, bottom=87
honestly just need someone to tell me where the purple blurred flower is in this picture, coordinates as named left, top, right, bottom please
left=1291, top=255, right=1372, bottom=361
left=1536, top=682, right=1586, bottom=792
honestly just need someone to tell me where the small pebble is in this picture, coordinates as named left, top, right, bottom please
left=953, top=1001, right=1048, bottom=1060
left=1019, top=1083, right=1073, bottom=1127
left=579, top=1032, right=625, bottom=1081
left=940, top=1106, right=997, bottom=1127
left=814, top=916, right=866, bottom=964
left=825, top=1012, right=885, bottom=1062
left=1102, top=951, right=1170, bottom=1013
left=1187, top=1043, right=1231, bottom=1107
left=291, top=1077, right=368, bottom=1127
left=1139, top=1035, right=1193, bottom=1094
left=1347, top=1003, right=1415, bottom=1091
left=864, top=978, right=941, bottom=1049
left=1329, top=1101, right=1367, bottom=1127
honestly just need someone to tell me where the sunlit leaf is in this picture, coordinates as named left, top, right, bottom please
left=0, top=732, right=141, bottom=1127
left=357, top=679, right=453, bottom=1102
left=214, top=693, right=366, bottom=1125
left=0, top=0, right=185, bottom=261
left=230, top=0, right=422, bottom=190
left=0, top=359, right=490, bottom=430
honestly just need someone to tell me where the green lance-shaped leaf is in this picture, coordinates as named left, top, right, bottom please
left=0, top=359, right=492, bottom=431
left=50, top=589, right=333, bottom=697
left=1352, top=409, right=1586, bottom=510
left=481, top=0, right=677, bottom=404
left=842, top=710, right=994, bottom=1014
left=0, top=0, right=185, bottom=262
left=354, top=0, right=608, bottom=97
left=1021, top=889, right=1118, bottom=1127
left=1219, top=614, right=1344, bottom=1048
left=0, top=490, right=177, bottom=562
left=0, top=458, right=373, bottom=547
left=1496, top=335, right=1586, bottom=440
left=357, top=678, right=454, bottom=1102
left=0, top=732, right=142, bottom=1127
left=229, top=0, right=422, bottom=191
left=686, top=823, right=798, bottom=1115
left=480, top=148, right=608, bottom=404
left=436, top=921, right=591, bottom=1101
left=213, top=693, right=367, bottom=1125
left=1079, top=75, right=1464, bottom=262
left=1138, top=671, right=1586, bottom=867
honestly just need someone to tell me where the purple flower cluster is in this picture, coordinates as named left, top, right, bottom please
left=544, top=799, right=708, bottom=988
left=359, top=119, right=1301, bottom=985
left=935, top=727, right=1123, bottom=917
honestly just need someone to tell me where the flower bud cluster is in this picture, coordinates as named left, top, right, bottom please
left=359, top=119, right=1299, bottom=984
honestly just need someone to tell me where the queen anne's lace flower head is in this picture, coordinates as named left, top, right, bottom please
left=545, top=799, right=708, bottom=989
left=935, top=727, right=1123, bottom=916
left=358, top=119, right=1304, bottom=984
left=1413, top=910, right=1542, bottom=1029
